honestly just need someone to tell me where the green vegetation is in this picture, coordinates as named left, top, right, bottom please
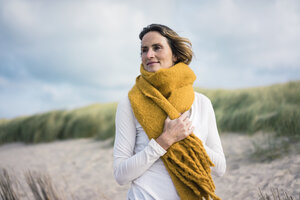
left=195, top=81, right=300, bottom=138
left=0, top=103, right=117, bottom=144
left=196, top=81, right=300, bottom=161
left=0, top=81, right=299, bottom=145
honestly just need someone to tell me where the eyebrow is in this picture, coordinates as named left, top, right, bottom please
left=141, top=43, right=162, bottom=49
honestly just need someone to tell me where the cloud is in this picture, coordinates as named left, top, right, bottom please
left=186, top=0, right=300, bottom=68
left=1, top=0, right=144, bottom=84
left=0, top=0, right=300, bottom=118
left=0, top=76, right=130, bottom=118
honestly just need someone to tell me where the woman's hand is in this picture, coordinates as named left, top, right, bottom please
left=156, top=111, right=194, bottom=150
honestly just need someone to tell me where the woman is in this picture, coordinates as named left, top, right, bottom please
left=113, top=24, right=226, bottom=200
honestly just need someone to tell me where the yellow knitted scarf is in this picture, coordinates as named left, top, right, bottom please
left=128, top=62, right=221, bottom=200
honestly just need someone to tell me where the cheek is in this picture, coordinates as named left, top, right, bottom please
left=141, top=54, right=146, bottom=62
left=164, top=52, right=174, bottom=64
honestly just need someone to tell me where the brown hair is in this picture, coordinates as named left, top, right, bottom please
left=139, top=24, right=193, bottom=65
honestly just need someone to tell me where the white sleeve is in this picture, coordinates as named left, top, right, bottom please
left=203, top=100, right=226, bottom=177
left=113, top=97, right=167, bottom=185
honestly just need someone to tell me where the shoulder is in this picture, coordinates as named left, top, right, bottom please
left=117, top=95, right=133, bottom=114
left=194, top=91, right=213, bottom=107
left=118, top=95, right=131, bottom=108
left=192, top=92, right=216, bottom=120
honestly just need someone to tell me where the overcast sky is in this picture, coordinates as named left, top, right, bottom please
left=1, top=0, right=300, bottom=119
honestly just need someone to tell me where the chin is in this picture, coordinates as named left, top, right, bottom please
left=144, top=65, right=160, bottom=72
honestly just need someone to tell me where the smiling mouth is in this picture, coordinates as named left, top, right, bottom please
left=147, top=61, right=159, bottom=66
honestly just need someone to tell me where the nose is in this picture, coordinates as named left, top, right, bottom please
left=146, top=48, right=155, bottom=59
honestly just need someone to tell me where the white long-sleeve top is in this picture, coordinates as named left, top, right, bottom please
left=113, top=92, right=226, bottom=200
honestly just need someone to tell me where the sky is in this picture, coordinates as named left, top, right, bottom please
left=0, top=0, right=300, bottom=119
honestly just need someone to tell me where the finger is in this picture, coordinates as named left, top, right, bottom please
left=186, top=120, right=192, bottom=128
left=188, top=126, right=195, bottom=135
left=184, top=126, right=194, bottom=137
left=183, top=121, right=192, bottom=133
left=179, top=111, right=189, bottom=121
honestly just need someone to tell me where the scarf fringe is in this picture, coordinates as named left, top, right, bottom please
left=163, top=134, right=220, bottom=199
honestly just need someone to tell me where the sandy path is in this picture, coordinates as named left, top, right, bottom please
left=0, top=133, right=299, bottom=200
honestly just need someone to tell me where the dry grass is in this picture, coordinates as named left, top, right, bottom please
left=1, top=167, right=299, bottom=200
left=25, top=171, right=61, bottom=200
left=0, top=168, right=65, bottom=200
left=0, top=169, right=18, bottom=200
left=258, top=188, right=299, bottom=200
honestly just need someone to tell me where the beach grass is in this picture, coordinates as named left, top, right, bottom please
left=195, top=81, right=300, bottom=138
left=0, top=103, right=117, bottom=144
left=0, top=81, right=299, bottom=144
left=196, top=81, right=300, bottom=161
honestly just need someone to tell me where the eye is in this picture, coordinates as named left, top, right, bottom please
left=141, top=48, right=148, bottom=53
left=153, top=45, right=161, bottom=51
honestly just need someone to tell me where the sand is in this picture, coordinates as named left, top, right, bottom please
left=214, top=133, right=300, bottom=199
left=0, top=133, right=299, bottom=200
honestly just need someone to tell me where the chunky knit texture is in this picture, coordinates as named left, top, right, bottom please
left=128, top=62, right=221, bottom=200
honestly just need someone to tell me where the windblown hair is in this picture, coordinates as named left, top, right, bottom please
left=139, top=24, right=193, bottom=65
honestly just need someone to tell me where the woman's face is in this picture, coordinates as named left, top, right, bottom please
left=141, top=31, right=176, bottom=72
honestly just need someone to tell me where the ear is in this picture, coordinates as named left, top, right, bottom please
left=172, top=55, right=177, bottom=63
